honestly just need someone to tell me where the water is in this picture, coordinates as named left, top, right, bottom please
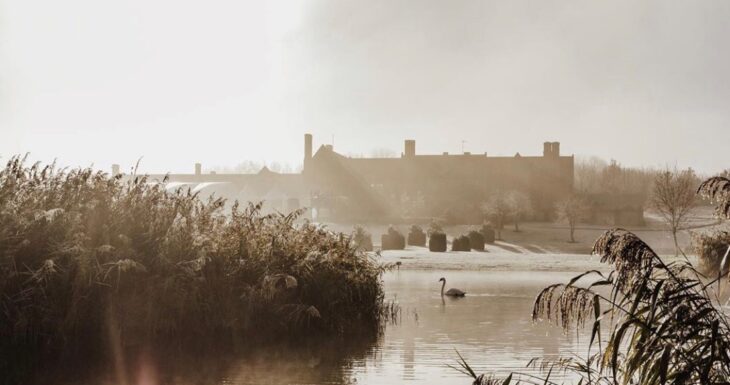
left=58, top=269, right=590, bottom=385
left=342, top=270, right=587, bottom=384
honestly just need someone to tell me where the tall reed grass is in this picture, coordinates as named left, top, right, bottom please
left=0, top=156, right=387, bottom=381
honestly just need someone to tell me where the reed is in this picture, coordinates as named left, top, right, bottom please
left=0, top=157, right=387, bottom=381
left=692, top=230, right=730, bottom=276
left=463, top=229, right=730, bottom=384
left=460, top=174, right=730, bottom=385
left=698, top=176, right=730, bottom=219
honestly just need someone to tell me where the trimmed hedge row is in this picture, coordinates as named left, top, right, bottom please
left=381, top=226, right=406, bottom=250
left=429, top=232, right=447, bottom=252
left=408, top=225, right=427, bottom=246
left=468, top=231, right=485, bottom=251
left=451, top=235, right=471, bottom=251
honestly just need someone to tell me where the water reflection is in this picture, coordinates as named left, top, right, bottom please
left=345, top=270, right=584, bottom=384
left=43, top=269, right=587, bottom=385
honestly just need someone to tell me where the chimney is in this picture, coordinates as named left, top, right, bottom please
left=543, top=142, right=551, bottom=157
left=304, top=133, right=313, bottom=162
left=111, top=164, right=120, bottom=176
left=195, top=163, right=202, bottom=175
left=404, top=139, right=415, bottom=157
left=551, top=142, right=560, bottom=157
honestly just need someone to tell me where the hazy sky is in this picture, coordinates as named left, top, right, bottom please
left=2, top=0, right=729, bottom=174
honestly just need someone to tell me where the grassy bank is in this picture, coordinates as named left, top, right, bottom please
left=0, top=157, right=387, bottom=382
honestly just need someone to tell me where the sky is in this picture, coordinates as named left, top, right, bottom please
left=1, top=0, right=729, bottom=174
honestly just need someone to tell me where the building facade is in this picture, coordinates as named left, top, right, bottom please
left=303, top=135, right=574, bottom=222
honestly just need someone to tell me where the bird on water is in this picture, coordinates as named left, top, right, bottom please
left=439, top=277, right=466, bottom=297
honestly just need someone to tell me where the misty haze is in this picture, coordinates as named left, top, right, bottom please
left=2, top=1, right=730, bottom=385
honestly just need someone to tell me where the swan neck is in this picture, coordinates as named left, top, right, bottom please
left=441, top=280, right=445, bottom=296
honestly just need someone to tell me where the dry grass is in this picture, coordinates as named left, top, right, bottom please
left=0, top=156, right=387, bottom=383
left=698, top=176, right=730, bottom=219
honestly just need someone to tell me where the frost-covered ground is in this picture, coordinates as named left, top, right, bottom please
left=373, top=245, right=698, bottom=272
left=324, top=206, right=725, bottom=257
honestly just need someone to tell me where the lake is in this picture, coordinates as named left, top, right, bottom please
left=64, top=268, right=590, bottom=385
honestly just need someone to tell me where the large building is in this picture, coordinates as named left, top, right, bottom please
left=303, top=135, right=574, bottom=222
left=132, top=134, right=574, bottom=223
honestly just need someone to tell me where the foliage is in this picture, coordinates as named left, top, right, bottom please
left=428, top=218, right=444, bottom=236
left=451, top=235, right=471, bottom=252
left=698, top=176, right=730, bottom=220
left=407, top=225, right=427, bottom=246
left=462, top=175, right=730, bottom=385
left=575, top=157, right=656, bottom=200
left=465, top=228, right=730, bottom=385
left=692, top=175, right=730, bottom=276
left=429, top=232, right=447, bottom=252
left=381, top=225, right=405, bottom=250
left=0, top=157, right=386, bottom=379
left=692, top=230, right=730, bottom=276
left=480, top=223, right=496, bottom=244
left=468, top=230, right=485, bottom=251
left=507, top=191, right=532, bottom=232
left=650, top=168, right=699, bottom=255
left=481, top=193, right=512, bottom=240
left=555, top=194, right=589, bottom=243
left=353, top=225, right=374, bottom=251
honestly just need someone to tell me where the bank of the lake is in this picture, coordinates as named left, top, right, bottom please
left=375, top=247, right=698, bottom=272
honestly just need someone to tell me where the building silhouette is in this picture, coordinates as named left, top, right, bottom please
left=131, top=134, right=575, bottom=223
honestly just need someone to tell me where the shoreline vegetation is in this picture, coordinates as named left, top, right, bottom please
left=0, top=157, right=388, bottom=384
left=2, top=155, right=728, bottom=385
left=459, top=175, right=730, bottom=384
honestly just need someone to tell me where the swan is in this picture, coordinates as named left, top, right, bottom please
left=439, top=277, right=465, bottom=297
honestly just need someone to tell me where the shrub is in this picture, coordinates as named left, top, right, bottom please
left=692, top=230, right=730, bottom=275
left=407, top=225, right=426, bottom=246
left=0, top=157, right=387, bottom=380
left=480, top=224, right=496, bottom=244
left=468, top=231, right=485, bottom=251
left=352, top=225, right=373, bottom=251
left=381, top=226, right=405, bottom=250
left=428, top=232, right=447, bottom=252
left=451, top=235, right=471, bottom=251
left=427, top=219, right=444, bottom=236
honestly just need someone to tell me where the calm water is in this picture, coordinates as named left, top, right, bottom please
left=63, top=270, right=590, bottom=385
left=343, top=270, right=587, bottom=385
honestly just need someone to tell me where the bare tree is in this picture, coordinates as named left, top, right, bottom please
left=555, top=194, right=589, bottom=243
left=650, top=168, right=697, bottom=256
left=508, top=191, right=532, bottom=232
left=481, top=192, right=512, bottom=240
